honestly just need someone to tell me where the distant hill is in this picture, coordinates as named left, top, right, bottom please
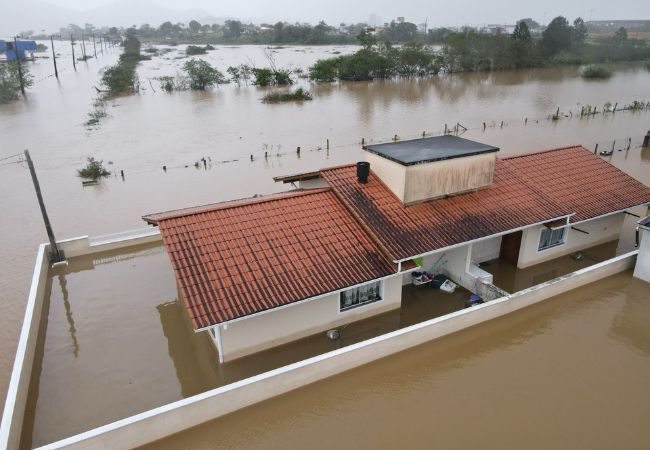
left=0, top=0, right=228, bottom=36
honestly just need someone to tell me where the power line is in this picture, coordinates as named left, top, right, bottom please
left=0, top=153, right=23, bottom=163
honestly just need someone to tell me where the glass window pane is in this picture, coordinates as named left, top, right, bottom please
left=340, top=281, right=382, bottom=311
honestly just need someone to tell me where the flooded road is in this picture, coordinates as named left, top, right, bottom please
left=1, top=42, right=650, bottom=432
left=142, top=271, right=650, bottom=450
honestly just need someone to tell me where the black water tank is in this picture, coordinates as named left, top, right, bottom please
left=357, top=161, right=370, bottom=184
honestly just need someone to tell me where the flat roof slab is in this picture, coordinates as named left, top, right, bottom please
left=363, top=135, right=499, bottom=166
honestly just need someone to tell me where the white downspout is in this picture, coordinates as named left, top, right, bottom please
left=213, top=325, right=224, bottom=363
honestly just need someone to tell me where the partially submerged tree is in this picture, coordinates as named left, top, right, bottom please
left=182, top=59, right=227, bottom=89
left=78, top=157, right=111, bottom=179
left=356, top=28, right=377, bottom=50
left=0, top=63, right=33, bottom=103
left=101, top=31, right=142, bottom=94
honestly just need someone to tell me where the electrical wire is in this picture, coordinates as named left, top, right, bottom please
left=0, top=153, right=23, bottom=163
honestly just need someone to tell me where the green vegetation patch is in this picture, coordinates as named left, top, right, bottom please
left=0, top=63, right=33, bottom=103
left=78, top=157, right=111, bottom=179
left=186, top=45, right=207, bottom=55
left=182, top=59, right=227, bottom=89
left=101, top=31, right=142, bottom=94
left=262, top=87, right=313, bottom=103
left=581, top=65, right=612, bottom=79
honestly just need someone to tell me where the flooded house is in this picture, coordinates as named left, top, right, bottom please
left=143, top=136, right=650, bottom=362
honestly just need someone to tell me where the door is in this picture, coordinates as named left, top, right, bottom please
left=500, top=231, right=522, bottom=266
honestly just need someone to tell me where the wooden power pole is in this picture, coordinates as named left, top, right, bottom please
left=24, top=150, right=65, bottom=263
left=70, top=34, right=76, bottom=71
left=50, top=35, right=58, bottom=78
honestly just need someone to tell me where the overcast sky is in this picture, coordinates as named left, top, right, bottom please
left=38, top=0, right=650, bottom=26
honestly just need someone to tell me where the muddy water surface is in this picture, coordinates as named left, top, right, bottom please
left=142, top=271, right=650, bottom=450
left=1, top=43, right=650, bottom=429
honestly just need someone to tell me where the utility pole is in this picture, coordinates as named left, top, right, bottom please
left=70, top=34, right=76, bottom=71
left=24, top=150, right=65, bottom=263
left=92, top=33, right=97, bottom=57
left=13, top=36, right=25, bottom=95
left=80, top=33, right=87, bottom=60
left=50, top=35, right=58, bottom=78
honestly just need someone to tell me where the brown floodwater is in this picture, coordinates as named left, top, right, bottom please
left=22, top=244, right=474, bottom=447
left=1, top=42, right=650, bottom=440
left=140, top=270, right=650, bottom=450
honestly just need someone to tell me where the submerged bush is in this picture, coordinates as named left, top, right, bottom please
left=252, top=68, right=293, bottom=86
left=85, top=97, right=109, bottom=127
left=262, top=87, right=313, bottom=103
left=78, top=157, right=111, bottom=179
left=101, top=33, right=142, bottom=94
left=581, top=65, right=612, bottom=79
left=0, top=63, right=33, bottom=103
left=182, top=59, right=227, bottom=89
left=309, top=45, right=439, bottom=82
left=186, top=45, right=207, bottom=55
left=157, top=75, right=175, bottom=92
left=309, top=59, right=338, bottom=82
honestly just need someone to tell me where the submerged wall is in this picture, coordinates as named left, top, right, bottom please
left=633, top=226, right=650, bottom=282
left=518, top=213, right=625, bottom=268
left=0, top=229, right=161, bottom=450
left=218, top=274, right=403, bottom=361
left=30, top=251, right=637, bottom=450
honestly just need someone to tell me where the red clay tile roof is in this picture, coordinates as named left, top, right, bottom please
left=322, top=146, right=650, bottom=261
left=501, top=146, right=650, bottom=223
left=146, top=189, right=395, bottom=329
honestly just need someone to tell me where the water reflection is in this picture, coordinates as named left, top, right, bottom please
left=57, top=274, right=79, bottom=357
left=156, top=299, right=221, bottom=398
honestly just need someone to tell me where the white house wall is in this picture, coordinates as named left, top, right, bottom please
left=471, top=236, right=502, bottom=263
left=218, top=274, right=403, bottom=361
left=633, top=226, right=650, bottom=282
left=517, top=213, right=625, bottom=268
left=403, top=152, right=496, bottom=204
left=363, top=151, right=407, bottom=200
left=421, top=245, right=476, bottom=291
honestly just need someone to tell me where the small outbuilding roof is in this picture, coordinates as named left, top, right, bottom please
left=363, top=135, right=499, bottom=166
left=144, top=189, right=395, bottom=329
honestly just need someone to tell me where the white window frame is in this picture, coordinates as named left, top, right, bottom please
left=538, top=227, right=567, bottom=251
left=338, top=279, right=384, bottom=313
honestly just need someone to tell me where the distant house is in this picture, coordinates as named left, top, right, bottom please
left=144, top=137, right=650, bottom=362
left=0, top=40, right=37, bottom=61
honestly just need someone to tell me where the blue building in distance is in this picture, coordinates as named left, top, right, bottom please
left=0, top=40, right=38, bottom=61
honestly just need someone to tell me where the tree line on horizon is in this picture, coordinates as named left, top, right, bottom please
left=307, top=16, right=650, bottom=81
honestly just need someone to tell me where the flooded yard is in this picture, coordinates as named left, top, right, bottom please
left=1, top=42, right=650, bottom=446
left=23, top=242, right=473, bottom=447
left=141, top=270, right=650, bottom=450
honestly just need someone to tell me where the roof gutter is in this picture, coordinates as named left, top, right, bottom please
left=550, top=203, right=650, bottom=229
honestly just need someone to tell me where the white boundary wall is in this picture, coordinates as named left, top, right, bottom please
left=8, top=248, right=634, bottom=450
left=0, top=228, right=161, bottom=450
